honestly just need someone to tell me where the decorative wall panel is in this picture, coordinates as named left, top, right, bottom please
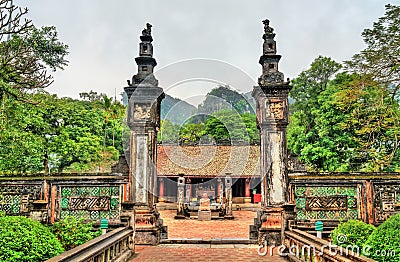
left=59, top=186, right=120, bottom=220
left=374, top=184, right=400, bottom=222
left=0, top=184, right=42, bottom=215
left=295, top=186, right=358, bottom=220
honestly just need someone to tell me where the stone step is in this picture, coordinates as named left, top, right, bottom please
left=160, top=238, right=257, bottom=245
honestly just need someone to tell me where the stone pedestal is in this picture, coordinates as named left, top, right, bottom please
left=30, top=200, right=48, bottom=223
left=198, top=210, right=212, bottom=221
left=133, top=204, right=167, bottom=245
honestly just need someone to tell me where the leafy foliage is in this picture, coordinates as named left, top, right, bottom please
left=346, top=4, right=400, bottom=100
left=51, top=216, right=101, bottom=251
left=330, top=219, right=375, bottom=248
left=0, top=216, right=64, bottom=262
left=288, top=56, right=343, bottom=170
left=198, top=85, right=254, bottom=115
left=288, top=55, right=400, bottom=171
left=0, top=0, right=68, bottom=103
left=364, top=213, right=400, bottom=261
left=0, top=92, right=125, bottom=173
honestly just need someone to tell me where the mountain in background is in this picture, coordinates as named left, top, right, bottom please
left=161, top=95, right=197, bottom=123
left=198, top=85, right=255, bottom=115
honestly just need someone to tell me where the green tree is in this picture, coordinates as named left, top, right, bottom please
left=288, top=56, right=342, bottom=170
left=0, top=92, right=125, bottom=173
left=179, top=122, right=206, bottom=143
left=0, top=0, right=68, bottom=104
left=204, top=110, right=254, bottom=144
left=158, top=120, right=180, bottom=143
left=346, top=4, right=400, bottom=100
left=334, top=75, right=400, bottom=171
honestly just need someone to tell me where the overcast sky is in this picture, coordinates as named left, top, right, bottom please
left=16, top=0, right=400, bottom=104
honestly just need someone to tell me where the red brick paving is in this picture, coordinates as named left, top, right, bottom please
left=160, top=210, right=255, bottom=239
left=130, top=210, right=287, bottom=261
left=131, top=245, right=287, bottom=262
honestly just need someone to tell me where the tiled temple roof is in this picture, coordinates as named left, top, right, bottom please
left=157, top=145, right=260, bottom=178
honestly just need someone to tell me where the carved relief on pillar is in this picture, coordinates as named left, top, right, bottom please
left=133, top=103, right=151, bottom=119
left=266, top=100, right=284, bottom=120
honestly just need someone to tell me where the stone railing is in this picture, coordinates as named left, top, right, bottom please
left=284, top=229, right=375, bottom=262
left=46, top=227, right=134, bottom=262
left=289, top=172, right=400, bottom=225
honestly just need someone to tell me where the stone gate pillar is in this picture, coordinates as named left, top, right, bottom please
left=250, top=19, right=295, bottom=245
left=123, top=23, right=167, bottom=245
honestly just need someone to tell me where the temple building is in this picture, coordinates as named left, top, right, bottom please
left=155, top=145, right=261, bottom=204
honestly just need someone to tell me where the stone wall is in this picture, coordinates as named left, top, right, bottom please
left=1, top=171, right=400, bottom=226
left=0, top=174, right=127, bottom=223
left=289, top=172, right=400, bottom=225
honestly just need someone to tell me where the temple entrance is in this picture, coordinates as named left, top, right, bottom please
left=155, top=175, right=261, bottom=240
left=125, top=19, right=293, bottom=245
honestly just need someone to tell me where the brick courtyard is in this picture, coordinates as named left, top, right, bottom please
left=160, top=210, right=255, bottom=239
left=130, top=210, right=287, bottom=261
left=130, top=244, right=287, bottom=262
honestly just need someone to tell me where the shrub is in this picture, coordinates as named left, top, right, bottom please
left=364, top=213, right=400, bottom=261
left=0, top=216, right=64, bottom=262
left=51, top=216, right=102, bottom=250
left=330, top=219, right=375, bottom=247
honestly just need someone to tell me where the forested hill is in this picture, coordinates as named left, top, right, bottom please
left=160, top=86, right=255, bottom=124
left=198, top=85, right=255, bottom=115
left=161, top=95, right=197, bottom=123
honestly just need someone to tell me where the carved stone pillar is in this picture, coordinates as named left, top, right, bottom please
left=175, top=175, right=186, bottom=219
left=218, top=178, right=223, bottom=205
left=250, top=19, right=295, bottom=245
left=123, top=23, right=167, bottom=245
left=224, top=174, right=233, bottom=219
left=185, top=178, right=192, bottom=204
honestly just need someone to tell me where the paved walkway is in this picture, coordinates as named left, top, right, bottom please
left=159, top=210, right=255, bottom=239
left=130, top=244, right=287, bottom=262
left=130, top=210, right=287, bottom=261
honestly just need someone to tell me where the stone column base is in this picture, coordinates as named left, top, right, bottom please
left=250, top=204, right=296, bottom=245
left=126, top=204, right=168, bottom=245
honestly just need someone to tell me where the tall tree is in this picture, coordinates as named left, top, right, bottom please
left=0, top=0, right=68, bottom=103
left=288, top=56, right=342, bottom=170
left=346, top=4, right=400, bottom=100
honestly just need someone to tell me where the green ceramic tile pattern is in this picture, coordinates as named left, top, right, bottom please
left=295, top=186, right=306, bottom=197
left=0, top=194, right=21, bottom=214
left=295, top=185, right=358, bottom=220
left=60, top=186, right=120, bottom=220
